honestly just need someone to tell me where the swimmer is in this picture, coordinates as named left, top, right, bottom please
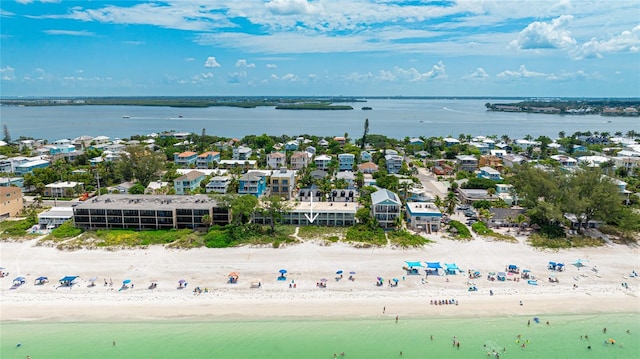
left=16, top=343, right=21, bottom=347
left=113, top=341, right=116, bottom=347
left=340, top=352, right=345, bottom=357
left=587, top=345, right=591, bottom=350
left=430, top=335, right=433, bottom=340
left=603, top=327, right=607, bottom=333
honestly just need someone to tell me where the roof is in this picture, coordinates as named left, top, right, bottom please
left=240, top=173, right=263, bottom=181
left=74, top=194, right=219, bottom=210
left=38, top=207, right=74, bottom=219
left=406, top=202, right=441, bottom=216
left=268, top=152, right=286, bottom=158
left=198, top=151, right=220, bottom=158
left=175, top=170, right=205, bottom=181
left=176, top=151, right=198, bottom=158
left=371, top=189, right=401, bottom=205
left=45, top=181, right=80, bottom=188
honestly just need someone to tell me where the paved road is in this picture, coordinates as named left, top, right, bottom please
left=415, top=167, right=449, bottom=199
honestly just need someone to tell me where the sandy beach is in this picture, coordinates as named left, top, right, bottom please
left=1, top=231, right=639, bottom=322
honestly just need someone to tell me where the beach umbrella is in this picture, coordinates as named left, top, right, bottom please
left=123, top=279, right=131, bottom=284
left=88, top=277, right=98, bottom=282
left=336, top=270, right=343, bottom=275
left=320, top=278, right=328, bottom=282
left=35, top=276, right=48, bottom=281
left=279, top=269, right=287, bottom=274
left=228, top=272, right=239, bottom=277
left=349, top=271, right=356, bottom=275
left=377, top=277, right=383, bottom=281
left=392, top=278, right=400, bottom=282
left=178, top=279, right=186, bottom=284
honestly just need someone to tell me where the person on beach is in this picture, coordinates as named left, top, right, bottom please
left=395, top=315, right=398, bottom=323
left=113, top=340, right=116, bottom=347
left=603, top=327, right=607, bottom=333
left=383, top=306, right=386, bottom=313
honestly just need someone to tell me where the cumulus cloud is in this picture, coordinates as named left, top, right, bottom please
left=227, top=71, right=247, bottom=83
left=510, top=15, right=576, bottom=50
left=185, top=57, right=195, bottom=62
left=571, top=24, right=640, bottom=60
left=281, top=73, right=298, bottom=81
left=1, top=66, right=15, bottom=81
left=388, top=61, right=447, bottom=81
left=235, top=59, right=255, bottom=68
left=201, top=72, right=214, bottom=79
left=44, top=29, right=95, bottom=36
left=344, top=72, right=373, bottom=82
left=546, top=70, right=590, bottom=81
left=497, top=65, right=546, bottom=78
left=204, top=56, right=221, bottom=68
left=265, top=0, right=322, bottom=15
left=266, top=63, right=277, bottom=69
left=464, top=67, right=489, bottom=80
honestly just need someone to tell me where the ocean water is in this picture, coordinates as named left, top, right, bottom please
left=1, top=313, right=638, bottom=359
left=1, top=99, right=638, bottom=141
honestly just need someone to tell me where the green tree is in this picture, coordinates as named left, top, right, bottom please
left=360, top=118, right=369, bottom=149
left=260, top=196, right=294, bottom=233
left=231, top=195, right=259, bottom=225
left=116, top=145, right=165, bottom=187
left=128, top=183, right=146, bottom=194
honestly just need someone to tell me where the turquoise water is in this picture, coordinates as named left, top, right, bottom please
left=1, top=313, right=638, bottom=359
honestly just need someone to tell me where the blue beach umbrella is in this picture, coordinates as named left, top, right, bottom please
left=123, top=279, right=131, bottom=284
left=336, top=270, right=343, bottom=275
left=392, top=278, right=399, bottom=282
left=279, top=269, right=287, bottom=274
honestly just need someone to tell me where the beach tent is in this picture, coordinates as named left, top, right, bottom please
left=556, top=263, right=565, bottom=272
left=425, top=262, right=443, bottom=275
left=507, top=264, right=519, bottom=273
left=59, top=276, right=78, bottom=287
left=445, top=263, right=461, bottom=275
left=228, top=272, right=239, bottom=284
left=572, top=259, right=588, bottom=268
left=497, top=272, right=507, bottom=281
left=277, top=269, right=287, bottom=281
left=405, top=261, right=423, bottom=275
left=547, top=261, right=557, bottom=270
left=405, top=261, right=424, bottom=268
left=13, top=277, right=26, bottom=285
left=34, top=276, right=48, bottom=285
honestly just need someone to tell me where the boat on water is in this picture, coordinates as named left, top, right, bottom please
left=178, top=115, right=184, bottom=118
left=362, top=106, right=372, bottom=110
left=122, top=115, right=130, bottom=119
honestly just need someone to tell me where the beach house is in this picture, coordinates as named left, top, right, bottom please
left=233, top=146, right=253, bottom=160
left=267, top=152, right=287, bottom=169
left=338, top=153, right=355, bottom=171
left=290, top=151, right=310, bottom=170
left=44, top=181, right=84, bottom=198
left=314, top=154, right=332, bottom=170
left=205, top=176, right=231, bottom=194
left=253, top=201, right=357, bottom=227
left=14, top=158, right=49, bottom=175
left=385, top=154, right=403, bottom=174
left=358, top=162, right=379, bottom=174
left=173, top=170, right=206, bottom=195
left=371, top=189, right=401, bottom=228
left=174, top=151, right=198, bottom=167
left=456, top=155, right=478, bottom=172
left=477, top=166, right=503, bottom=181
left=238, top=172, right=267, bottom=197
left=405, top=202, right=442, bottom=233
left=269, top=168, right=296, bottom=200
left=196, top=151, right=220, bottom=169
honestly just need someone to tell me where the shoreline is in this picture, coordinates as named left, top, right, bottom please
left=2, top=232, right=639, bottom=324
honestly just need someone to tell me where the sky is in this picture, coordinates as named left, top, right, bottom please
left=1, top=0, right=639, bottom=97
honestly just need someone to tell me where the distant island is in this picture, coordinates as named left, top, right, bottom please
left=486, top=99, right=640, bottom=117
left=362, top=106, right=372, bottom=110
left=0, top=96, right=365, bottom=109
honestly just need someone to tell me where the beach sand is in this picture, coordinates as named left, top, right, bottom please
left=1, top=230, right=639, bottom=322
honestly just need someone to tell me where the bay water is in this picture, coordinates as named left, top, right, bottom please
left=1, top=313, right=638, bottom=359
left=1, top=99, right=638, bottom=142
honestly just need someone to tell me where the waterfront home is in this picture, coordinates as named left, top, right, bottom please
left=358, top=161, right=379, bottom=174
left=338, top=153, right=355, bottom=171
left=550, top=155, right=578, bottom=170
left=415, top=150, right=430, bottom=158
left=73, top=194, right=230, bottom=230
left=577, top=155, right=609, bottom=167
left=38, top=207, right=74, bottom=230
left=266, top=152, right=287, bottom=169
left=457, top=188, right=492, bottom=204
left=238, top=172, right=267, bottom=197
left=196, top=151, right=221, bottom=169
left=318, top=139, right=329, bottom=147
left=218, top=159, right=257, bottom=170
left=333, top=136, right=346, bottom=146
left=174, top=151, right=198, bottom=167
left=495, top=184, right=517, bottom=205
left=456, top=155, right=478, bottom=172
left=0, top=177, right=24, bottom=189
left=613, top=156, right=640, bottom=174
left=515, top=139, right=537, bottom=148
left=409, top=138, right=424, bottom=146
left=290, top=151, right=310, bottom=170
left=314, top=154, right=332, bottom=170
left=89, top=150, right=121, bottom=166
left=205, top=176, right=231, bottom=194
left=470, top=141, right=490, bottom=154
left=173, top=170, right=206, bottom=195
left=385, top=154, right=403, bottom=174
left=335, top=171, right=355, bottom=188
left=432, top=160, right=454, bottom=176
left=489, top=149, right=507, bottom=158
left=495, top=143, right=513, bottom=153
left=44, top=181, right=84, bottom=198
left=284, top=140, right=299, bottom=151
left=371, top=189, right=401, bottom=228
left=573, top=144, right=588, bottom=153
left=360, top=151, right=372, bottom=162
left=477, top=166, right=503, bottom=181
left=15, top=159, right=49, bottom=176
left=233, top=146, right=253, bottom=160
left=502, top=154, right=526, bottom=168
left=405, top=202, right=441, bottom=233
left=305, top=146, right=317, bottom=156
left=487, top=208, right=526, bottom=228
left=0, top=186, right=23, bottom=220
left=145, top=180, right=169, bottom=194
left=443, top=137, right=461, bottom=147
left=19, top=139, right=44, bottom=151
left=269, top=168, right=296, bottom=200
left=408, top=189, right=434, bottom=202
left=253, top=201, right=357, bottom=227
left=479, top=155, right=503, bottom=170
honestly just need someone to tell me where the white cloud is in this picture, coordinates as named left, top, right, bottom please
left=510, top=15, right=576, bottom=50
left=265, top=0, right=322, bottom=15
left=281, top=73, right=298, bottom=81
left=235, top=59, right=255, bottom=68
left=464, top=68, right=489, bottom=80
left=16, top=0, right=61, bottom=4
left=185, top=57, right=195, bottom=62
left=266, top=64, right=277, bottom=68
left=378, top=70, right=396, bottom=82
left=122, top=41, right=144, bottom=45
left=546, top=70, right=591, bottom=81
left=497, top=65, right=546, bottom=78
left=227, top=71, right=247, bottom=83
left=0, top=9, right=15, bottom=17
left=390, top=61, right=447, bottom=81
left=43, top=29, right=95, bottom=36
left=571, top=24, right=640, bottom=60
left=1, top=66, right=15, bottom=81
left=204, top=56, right=221, bottom=68
left=201, top=72, right=214, bottom=79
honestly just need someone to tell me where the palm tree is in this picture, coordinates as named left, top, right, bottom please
left=444, top=191, right=457, bottom=216
left=398, top=181, right=413, bottom=204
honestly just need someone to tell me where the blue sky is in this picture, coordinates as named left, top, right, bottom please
left=1, top=0, right=639, bottom=97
